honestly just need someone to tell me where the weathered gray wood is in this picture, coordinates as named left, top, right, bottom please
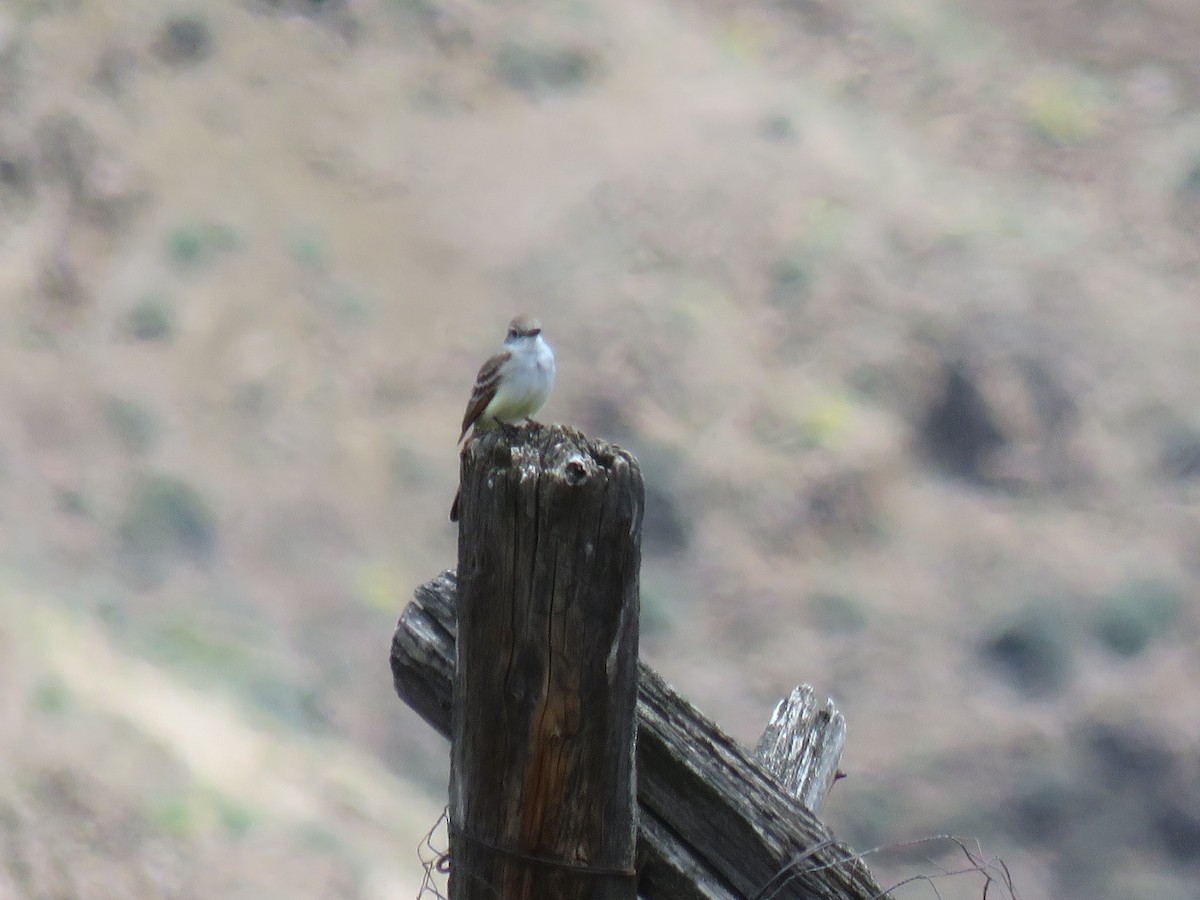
left=754, top=686, right=846, bottom=814
left=391, top=570, right=457, bottom=733
left=391, top=572, right=890, bottom=900
left=449, top=426, right=642, bottom=900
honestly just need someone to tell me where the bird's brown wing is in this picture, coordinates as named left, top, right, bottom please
left=458, top=349, right=510, bottom=443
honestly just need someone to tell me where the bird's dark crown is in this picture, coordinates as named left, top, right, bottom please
left=506, top=315, right=542, bottom=340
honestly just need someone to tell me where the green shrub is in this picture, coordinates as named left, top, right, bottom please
left=765, top=258, right=810, bottom=308
left=165, top=222, right=238, bottom=271
left=104, top=397, right=158, bottom=452
left=495, top=43, right=595, bottom=97
left=150, top=794, right=197, bottom=836
left=1094, top=579, right=1182, bottom=658
left=120, top=473, right=217, bottom=567
left=287, top=227, right=327, bottom=267
left=981, top=602, right=1074, bottom=697
left=215, top=796, right=256, bottom=837
left=31, top=677, right=71, bottom=714
left=806, top=592, right=867, bottom=633
left=1178, top=159, right=1200, bottom=199
left=1021, top=73, right=1102, bottom=145
left=125, top=295, right=175, bottom=342
left=55, top=487, right=88, bottom=516
left=155, top=15, right=214, bottom=67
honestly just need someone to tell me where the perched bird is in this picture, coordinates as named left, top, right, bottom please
left=450, top=315, right=555, bottom=521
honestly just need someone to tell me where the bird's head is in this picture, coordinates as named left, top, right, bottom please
left=506, top=315, right=543, bottom=342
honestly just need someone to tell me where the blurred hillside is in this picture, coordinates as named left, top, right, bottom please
left=1, top=0, right=1199, bottom=897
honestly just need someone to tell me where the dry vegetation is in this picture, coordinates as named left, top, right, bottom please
left=1, top=0, right=1199, bottom=897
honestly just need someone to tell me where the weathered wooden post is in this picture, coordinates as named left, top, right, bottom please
left=391, top=577, right=890, bottom=899
left=448, top=424, right=643, bottom=900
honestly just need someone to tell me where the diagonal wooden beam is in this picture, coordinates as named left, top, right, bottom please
left=392, top=570, right=889, bottom=900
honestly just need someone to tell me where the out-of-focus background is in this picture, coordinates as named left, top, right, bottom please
left=1, top=0, right=1198, bottom=897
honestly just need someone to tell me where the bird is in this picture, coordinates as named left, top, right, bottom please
left=450, top=315, right=555, bottom=521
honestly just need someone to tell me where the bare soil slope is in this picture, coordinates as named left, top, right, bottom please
left=1, top=1, right=1198, bottom=897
